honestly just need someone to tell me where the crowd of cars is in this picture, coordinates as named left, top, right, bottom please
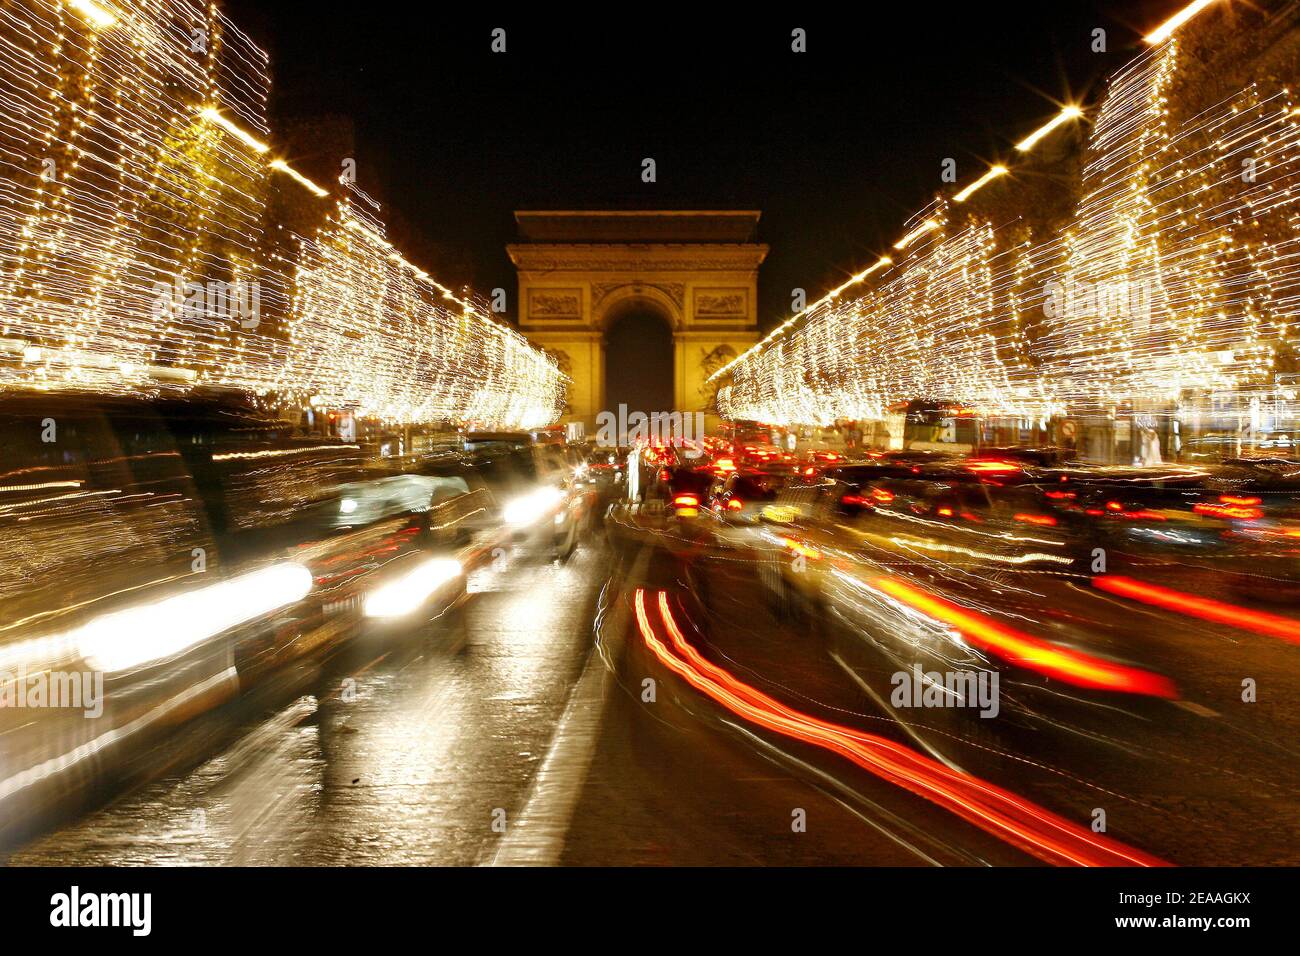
left=618, top=438, right=1300, bottom=862
left=654, top=439, right=1300, bottom=590
left=0, top=392, right=612, bottom=842
left=642, top=436, right=1300, bottom=710
left=5, top=399, right=1297, bottom=854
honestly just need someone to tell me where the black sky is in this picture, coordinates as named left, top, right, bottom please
left=225, top=1, right=1194, bottom=332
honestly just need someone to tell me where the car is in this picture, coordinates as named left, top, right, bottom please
left=709, top=469, right=795, bottom=524
left=0, top=391, right=492, bottom=841
left=465, top=431, right=593, bottom=561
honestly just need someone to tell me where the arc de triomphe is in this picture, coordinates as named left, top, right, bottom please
left=508, top=210, right=768, bottom=433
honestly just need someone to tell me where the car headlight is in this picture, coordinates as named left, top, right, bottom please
left=503, top=486, right=564, bottom=526
left=339, top=496, right=358, bottom=514
left=364, top=557, right=463, bottom=618
left=78, top=562, right=314, bottom=672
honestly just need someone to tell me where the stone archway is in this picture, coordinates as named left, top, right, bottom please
left=508, top=210, right=768, bottom=434
left=601, top=294, right=676, bottom=417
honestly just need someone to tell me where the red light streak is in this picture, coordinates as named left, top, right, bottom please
left=633, top=589, right=1168, bottom=867
left=869, top=577, right=1177, bottom=698
left=1194, top=502, right=1263, bottom=520
left=1014, top=513, right=1058, bottom=526
left=965, top=461, right=1020, bottom=474
left=1093, top=576, right=1300, bottom=645
left=1219, top=495, right=1262, bottom=506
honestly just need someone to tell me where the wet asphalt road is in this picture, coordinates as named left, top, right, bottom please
left=6, top=522, right=1298, bottom=866
left=9, top=533, right=927, bottom=866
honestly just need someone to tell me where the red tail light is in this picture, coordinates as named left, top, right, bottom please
left=726, top=498, right=743, bottom=511
left=1220, top=495, right=1261, bottom=506
left=965, top=460, right=1020, bottom=474
left=1014, top=512, right=1058, bottom=527
left=1195, top=502, right=1263, bottom=520
left=673, top=494, right=699, bottom=508
left=840, top=493, right=868, bottom=506
left=936, top=506, right=954, bottom=517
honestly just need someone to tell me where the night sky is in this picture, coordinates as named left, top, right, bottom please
left=225, top=2, right=1193, bottom=333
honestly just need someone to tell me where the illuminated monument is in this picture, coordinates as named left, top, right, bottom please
left=508, top=210, right=768, bottom=432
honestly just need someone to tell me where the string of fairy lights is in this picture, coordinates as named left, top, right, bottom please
left=716, top=0, right=1300, bottom=429
left=0, top=0, right=565, bottom=429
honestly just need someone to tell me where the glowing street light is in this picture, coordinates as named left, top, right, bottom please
left=1145, top=0, right=1220, bottom=45
left=199, top=106, right=270, bottom=153
left=851, top=255, right=893, bottom=284
left=269, top=159, right=329, bottom=197
left=68, top=0, right=117, bottom=29
left=953, top=164, right=1008, bottom=202
left=894, top=219, right=940, bottom=251
left=1015, top=105, right=1084, bottom=153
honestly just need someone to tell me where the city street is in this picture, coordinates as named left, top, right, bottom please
left=9, top=513, right=1296, bottom=867
left=8, top=537, right=946, bottom=866
left=1, top=2, right=1297, bottom=936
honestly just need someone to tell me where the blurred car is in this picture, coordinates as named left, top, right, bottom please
left=664, top=464, right=715, bottom=519
left=464, top=431, right=593, bottom=560
left=578, top=447, right=626, bottom=523
left=0, top=392, right=497, bottom=842
left=708, top=468, right=794, bottom=524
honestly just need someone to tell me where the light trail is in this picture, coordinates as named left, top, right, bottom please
left=716, top=4, right=1300, bottom=429
left=634, top=589, right=1170, bottom=866
left=1093, top=575, right=1300, bottom=644
left=868, top=576, right=1178, bottom=698
left=0, top=0, right=565, bottom=429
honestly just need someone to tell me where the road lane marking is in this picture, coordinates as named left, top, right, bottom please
left=1173, top=699, right=1219, bottom=717
left=486, top=544, right=648, bottom=866
left=486, top=643, right=611, bottom=866
left=829, top=651, right=966, bottom=772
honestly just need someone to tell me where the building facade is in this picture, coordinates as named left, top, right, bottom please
left=508, top=210, right=768, bottom=433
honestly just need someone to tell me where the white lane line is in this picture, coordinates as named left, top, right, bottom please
left=1173, top=699, right=1219, bottom=718
left=829, top=651, right=966, bottom=772
left=487, top=645, right=611, bottom=866
left=486, top=546, right=645, bottom=866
